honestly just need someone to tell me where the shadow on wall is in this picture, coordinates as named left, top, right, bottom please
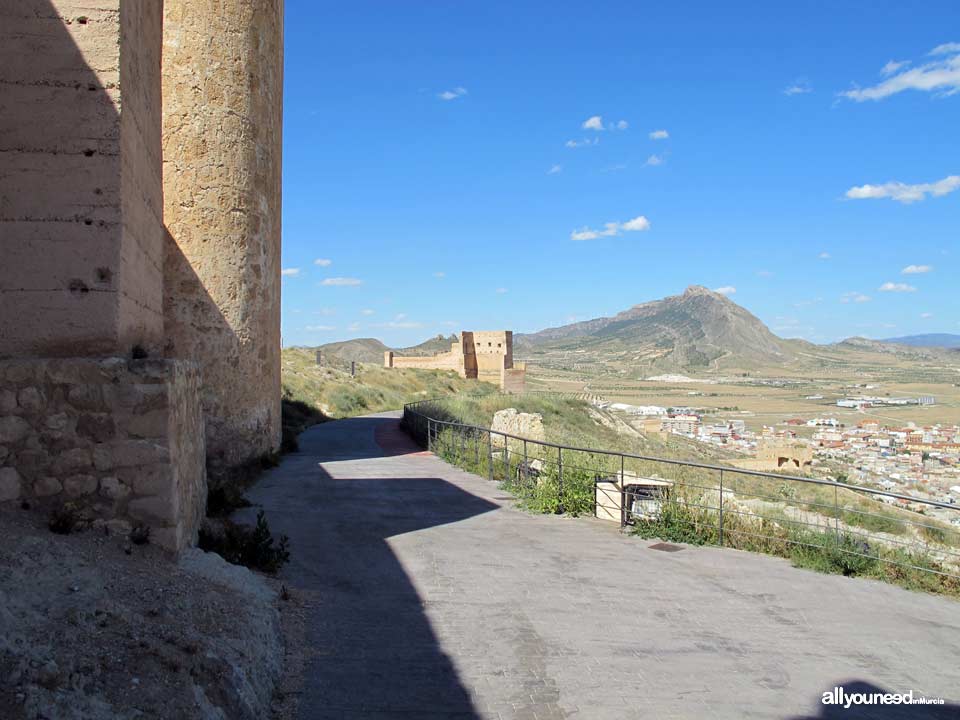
left=788, top=680, right=960, bottom=720
left=244, top=423, right=498, bottom=717
left=0, top=1, right=125, bottom=357
left=163, top=234, right=241, bottom=484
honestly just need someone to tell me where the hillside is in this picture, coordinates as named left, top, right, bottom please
left=281, top=348, right=495, bottom=419
left=516, top=285, right=793, bottom=372
left=309, top=338, right=389, bottom=364
left=398, top=333, right=459, bottom=356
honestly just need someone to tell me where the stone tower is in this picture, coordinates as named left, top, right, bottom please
left=162, top=0, right=284, bottom=477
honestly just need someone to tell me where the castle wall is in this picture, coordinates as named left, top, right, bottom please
left=0, top=358, right=206, bottom=552
left=0, top=1, right=165, bottom=358
left=161, top=0, right=284, bottom=474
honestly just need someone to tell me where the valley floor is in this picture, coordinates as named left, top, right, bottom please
left=247, top=412, right=959, bottom=720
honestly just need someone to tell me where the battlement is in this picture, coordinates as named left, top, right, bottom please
left=384, top=331, right=524, bottom=392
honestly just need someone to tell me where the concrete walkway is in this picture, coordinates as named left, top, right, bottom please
left=246, top=413, right=960, bottom=720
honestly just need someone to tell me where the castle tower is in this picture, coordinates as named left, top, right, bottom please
left=161, top=0, right=284, bottom=477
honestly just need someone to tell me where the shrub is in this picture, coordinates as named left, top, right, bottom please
left=198, top=511, right=290, bottom=574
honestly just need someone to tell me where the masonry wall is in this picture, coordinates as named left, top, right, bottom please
left=162, top=0, right=284, bottom=475
left=0, top=1, right=165, bottom=358
left=0, top=358, right=206, bottom=552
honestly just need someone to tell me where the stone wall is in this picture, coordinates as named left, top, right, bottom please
left=161, top=0, right=284, bottom=474
left=0, top=1, right=166, bottom=358
left=0, top=358, right=206, bottom=552
left=491, top=408, right=544, bottom=451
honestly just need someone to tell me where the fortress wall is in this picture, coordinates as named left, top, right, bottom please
left=0, top=1, right=165, bottom=358
left=162, top=0, right=284, bottom=474
left=390, top=351, right=465, bottom=375
left=0, top=358, right=206, bottom=552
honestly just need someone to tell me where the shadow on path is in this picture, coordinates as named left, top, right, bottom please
left=252, top=415, right=496, bottom=719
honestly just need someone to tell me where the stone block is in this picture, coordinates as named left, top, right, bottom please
left=67, top=384, right=106, bottom=411
left=77, top=413, right=116, bottom=442
left=0, top=416, right=31, bottom=444
left=64, top=474, right=98, bottom=497
left=45, top=413, right=71, bottom=432
left=106, top=519, right=132, bottom=536
left=0, top=446, right=7, bottom=463
left=129, top=495, right=175, bottom=525
left=0, top=390, right=17, bottom=413
left=94, top=439, right=169, bottom=470
left=119, top=464, right=172, bottom=496
left=34, top=476, right=63, bottom=497
left=17, top=387, right=44, bottom=412
left=99, top=476, right=129, bottom=500
left=0, top=467, right=22, bottom=502
left=126, top=409, right=168, bottom=439
left=52, top=447, right=93, bottom=474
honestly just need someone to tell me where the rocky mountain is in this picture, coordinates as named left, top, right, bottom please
left=311, top=338, right=390, bottom=364
left=516, top=285, right=794, bottom=371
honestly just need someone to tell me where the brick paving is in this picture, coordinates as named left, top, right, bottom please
left=245, top=413, right=960, bottom=720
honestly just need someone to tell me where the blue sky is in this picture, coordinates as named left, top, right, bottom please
left=280, top=1, right=959, bottom=348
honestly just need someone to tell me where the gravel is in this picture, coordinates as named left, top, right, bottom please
left=0, top=506, right=282, bottom=719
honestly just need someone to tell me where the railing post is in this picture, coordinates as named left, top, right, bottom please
left=488, top=430, right=494, bottom=481
left=427, top=418, right=433, bottom=453
left=620, top=454, right=626, bottom=527
left=834, top=482, right=840, bottom=547
left=523, top=439, right=528, bottom=486
left=474, top=429, right=480, bottom=468
left=718, top=468, right=724, bottom=546
left=557, top=445, right=564, bottom=513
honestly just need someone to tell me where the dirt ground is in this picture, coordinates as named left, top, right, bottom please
left=0, top=506, right=283, bottom=720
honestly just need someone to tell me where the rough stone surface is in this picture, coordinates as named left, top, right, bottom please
left=0, top=358, right=205, bottom=552
left=0, top=508, right=281, bottom=720
left=491, top=407, right=546, bottom=450
left=247, top=413, right=960, bottom=720
left=162, top=0, right=283, bottom=474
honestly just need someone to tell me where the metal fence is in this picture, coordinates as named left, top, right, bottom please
left=402, top=398, right=960, bottom=587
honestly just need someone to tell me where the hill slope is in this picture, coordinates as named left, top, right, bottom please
left=517, top=285, right=793, bottom=371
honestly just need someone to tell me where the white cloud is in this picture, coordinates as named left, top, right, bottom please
left=818, top=252, right=831, bottom=259
left=314, top=307, right=336, bottom=316
left=281, top=268, right=301, bottom=277
left=615, top=119, right=628, bottom=130
left=845, top=175, right=960, bottom=203
left=930, top=42, right=960, bottom=56
left=548, top=164, right=562, bottom=174
left=840, top=44, right=960, bottom=101
left=495, top=288, right=508, bottom=294
left=433, top=271, right=446, bottom=278
left=565, top=137, right=599, bottom=149
left=438, top=86, right=467, bottom=101
left=570, top=214, right=650, bottom=241
left=321, top=277, right=362, bottom=286
left=582, top=115, right=604, bottom=131
left=714, top=286, right=736, bottom=295
left=314, top=258, right=332, bottom=267
left=902, top=264, right=933, bottom=274
left=881, top=60, right=911, bottom=76
left=783, top=79, right=812, bottom=96
left=347, top=322, right=361, bottom=332
left=305, top=325, right=335, bottom=331
left=841, top=292, right=871, bottom=304
left=920, top=312, right=934, bottom=319
left=644, top=154, right=663, bottom=167
left=878, top=282, right=917, bottom=292
left=360, top=309, right=375, bottom=316
left=649, top=129, right=669, bottom=140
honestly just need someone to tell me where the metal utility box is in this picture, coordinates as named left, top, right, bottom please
left=595, top=472, right=672, bottom=524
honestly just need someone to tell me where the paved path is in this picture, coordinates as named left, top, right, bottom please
left=246, top=413, right=960, bottom=720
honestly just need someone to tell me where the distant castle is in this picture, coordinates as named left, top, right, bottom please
left=384, top=331, right=526, bottom=392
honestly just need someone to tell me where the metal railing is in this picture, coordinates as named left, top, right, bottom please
left=402, top=398, right=960, bottom=586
